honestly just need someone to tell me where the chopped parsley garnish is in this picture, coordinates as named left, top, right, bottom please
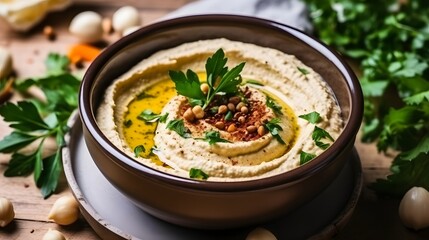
left=134, top=145, right=145, bottom=157
left=299, top=111, right=322, bottom=124
left=189, top=168, right=209, bottom=180
left=266, top=95, right=283, bottom=116
left=224, top=111, right=233, bottom=121
left=312, top=126, right=334, bottom=150
left=166, top=119, right=191, bottom=138
left=138, top=109, right=168, bottom=123
left=169, top=48, right=245, bottom=109
left=136, top=92, right=155, bottom=100
left=297, top=67, right=309, bottom=75
left=264, top=118, right=285, bottom=144
left=300, top=151, right=316, bottom=165
left=202, top=131, right=231, bottom=145
left=124, top=119, right=133, bottom=127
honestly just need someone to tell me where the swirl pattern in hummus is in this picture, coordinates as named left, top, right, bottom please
left=96, top=38, right=343, bottom=181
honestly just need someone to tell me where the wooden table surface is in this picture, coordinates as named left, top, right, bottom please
left=1, top=1, right=429, bottom=239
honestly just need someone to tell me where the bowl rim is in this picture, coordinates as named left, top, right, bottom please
left=79, top=14, right=363, bottom=192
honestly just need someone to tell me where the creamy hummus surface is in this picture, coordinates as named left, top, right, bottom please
left=96, top=38, right=343, bottom=181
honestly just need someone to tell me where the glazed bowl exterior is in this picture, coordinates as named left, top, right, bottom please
left=79, top=15, right=363, bottom=230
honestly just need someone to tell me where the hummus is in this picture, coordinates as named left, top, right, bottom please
left=96, top=38, right=343, bottom=181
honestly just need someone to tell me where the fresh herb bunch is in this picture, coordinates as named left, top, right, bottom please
left=0, top=53, right=80, bottom=198
left=305, top=0, right=429, bottom=196
left=169, top=48, right=245, bottom=110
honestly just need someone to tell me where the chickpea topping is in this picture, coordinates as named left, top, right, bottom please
left=238, top=116, right=246, bottom=123
left=246, top=125, right=257, bottom=133
left=227, top=103, right=235, bottom=112
left=192, top=105, right=205, bottom=119
left=229, top=96, right=241, bottom=105
left=183, top=108, right=195, bottom=122
left=200, top=83, right=209, bottom=95
left=227, top=124, right=237, bottom=132
left=241, top=106, right=249, bottom=114
left=215, top=121, right=225, bottom=130
left=218, top=105, right=228, bottom=114
left=258, top=125, right=266, bottom=136
left=236, top=102, right=246, bottom=112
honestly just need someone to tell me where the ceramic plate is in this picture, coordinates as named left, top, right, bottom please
left=62, top=117, right=362, bottom=240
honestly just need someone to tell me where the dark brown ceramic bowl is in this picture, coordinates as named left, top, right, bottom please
left=79, top=15, right=363, bottom=230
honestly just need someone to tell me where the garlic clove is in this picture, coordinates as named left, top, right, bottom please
left=0, top=197, right=15, bottom=227
left=69, top=11, right=103, bottom=43
left=246, top=227, right=277, bottom=240
left=42, top=228, right=66, bottom=240
left=48, top=195, right=79, bottom=225
left=112, top=6, right=141, bottom=33
left=399, top=186, right=429, bottom=230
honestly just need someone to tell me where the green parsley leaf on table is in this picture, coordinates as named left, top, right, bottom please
left=304, top=0, right=429, bottom=196
left=0, top=53, right=80, bottom=198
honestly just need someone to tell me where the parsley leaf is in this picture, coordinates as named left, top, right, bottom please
left=0, top=131, right=39, bottom=153
left=297, top=67, right=309, bottom=75
left=312, top=126, right=334, bottom=150
left=124, top=119, right=133, bottom=127
left=138, top=109, right=168, bottom=123
left=170, top=49, right=245, bottom=110
left=266, top=95, right=283, bottom=116
left=0, top=101, right=50, bottom=131
left=169, top=70, right=206, bottom=100
left=264, top=118, right=285, bottom=144
left=224, top=111, right=233, bottom=121
left=134, top=145, right=145, bottom=157
left=300, top=151, right=316, bottom=165
left=45, top=53, right=70, bottom=75
left=305, top=0, right=429, bottom=196
left=189, top=168, right=209, bottom=180
left=166, top=119, right=191, bottom=138
left=202, top=131, right=231, bottom=145
left=299, top=111, right=322, bottom=124
left=206, top=48, right=228, bottom=88
left=136, top=92, right=155, bottom=100
left=0, top=53, right=79, bottom=198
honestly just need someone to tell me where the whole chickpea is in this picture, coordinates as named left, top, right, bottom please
left=183, top=108, right=195, bottom=122
left=192, top=105, right=205, bottom=119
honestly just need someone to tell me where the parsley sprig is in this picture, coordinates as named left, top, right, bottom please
left=264, top=118, right=285, bottom=144
left=166, top=119, right=191, bottom=138
left=0, top=53, right=80, bottom=198
left=305, top=0, right=429, bottom=196
left=189, top=168, right=209, bottom=180
left=169, top=49, right=245, bottom=109
left=202, top=131, right=231, bottom=145
left=138, top=109, right=168, bottom=123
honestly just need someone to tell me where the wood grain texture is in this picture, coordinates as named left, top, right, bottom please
left=1, top=1, right=429, bottom=239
